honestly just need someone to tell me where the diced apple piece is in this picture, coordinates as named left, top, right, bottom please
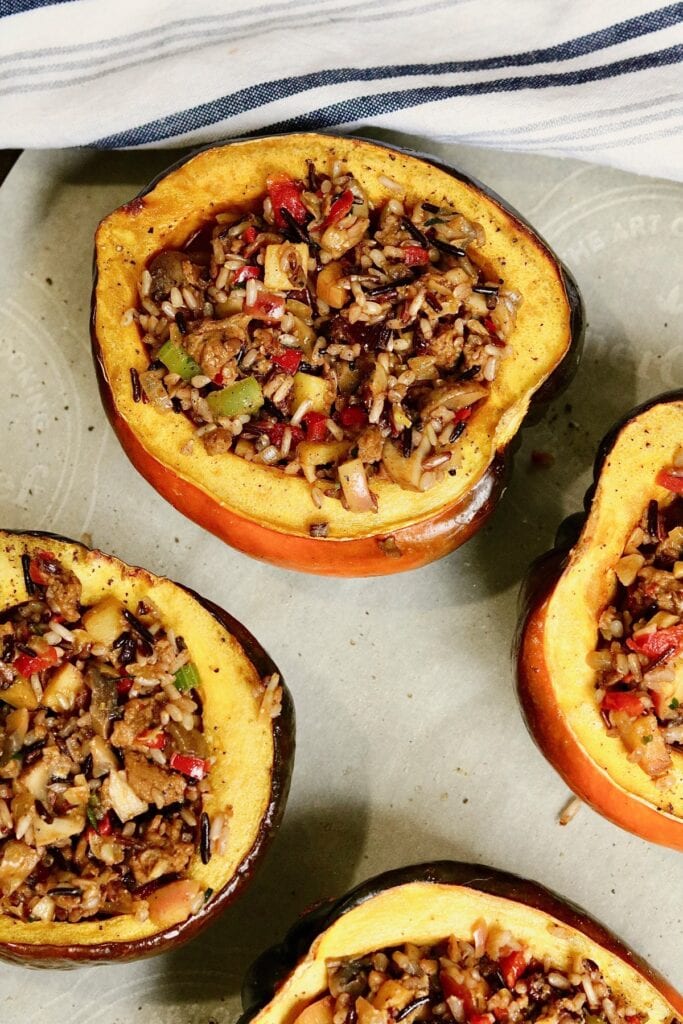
left=103, top=769, right=148, bottom=822
left=146, top=878, right=203, bottom=929
left=0, top=840, right=39, bottom=895
left=264, top=243, right=309, bottom=291
left=356, top=997, right=386, bottom=1024
left=291, top=372, right=332, bottom=415
left=372, top=980, right=413, bottom=1013
left=289, top=315, right=316, bottom=356
left=82, top=596, right=126, bottom=646
left=1, top=676, right=38, bottom=711
left=42, top=662, right=85, bottom=712
left=382, top=440, right=423, bottom=491
left=316, top=261, right=346, bottom=308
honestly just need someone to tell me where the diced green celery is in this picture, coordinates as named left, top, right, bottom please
left=158, top=332, right=202, bottom=381
left=174, top=662, right=201, bottom=692
left=207, top=376, right=264, bottom=418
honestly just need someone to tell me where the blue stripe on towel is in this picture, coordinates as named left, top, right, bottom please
left=93, top=39, right=683, bottom=147
left=0, top=0, right=76, bottom=17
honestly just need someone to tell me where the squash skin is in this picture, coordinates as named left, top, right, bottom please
left=238, top=861, right=682, bottom=1024
left=516, top=392, right=683, bottom=851
left=0, top=529, right=295, bottom=966
left=92, top=133, right=585, bottom=576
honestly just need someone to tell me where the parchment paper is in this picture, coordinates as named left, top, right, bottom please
left=0, top=133, right=681, bottom=1023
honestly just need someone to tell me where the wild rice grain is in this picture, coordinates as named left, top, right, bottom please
left=200, top=811, right=211, bottom=864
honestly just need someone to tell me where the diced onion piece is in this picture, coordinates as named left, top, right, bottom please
left=338, top=458, right=377, bottom=513
left=139, top=370, right=173, bottom=410
left=89, top=735, right=120, bottom=777
left=421, top=381, right=487, bottom=417
left=33, top=811, right=85, bottom=848
left=106, top=770, right=149, bottom=822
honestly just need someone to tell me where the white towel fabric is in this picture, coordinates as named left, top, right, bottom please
left=0, top=0, right=681, bottom=179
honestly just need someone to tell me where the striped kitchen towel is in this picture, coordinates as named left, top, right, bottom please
left=0, top=0, right=681, bottom=179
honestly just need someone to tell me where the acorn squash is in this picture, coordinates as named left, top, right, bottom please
left=517, top=392, right=683, bottom=850
left=238, top=862, right=681, bottom=1024
left=0, top=530, right=294, bottom=965
left=92, top=133, right=583, bottom=576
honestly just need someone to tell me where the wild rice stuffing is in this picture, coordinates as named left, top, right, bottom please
left=590, top=449, right=683, bottom=784
left=0, top=548, right=217, bottom=924
left=128, top=161, right=520, bottom=512
left=306, top=928, right=664, bottom=1024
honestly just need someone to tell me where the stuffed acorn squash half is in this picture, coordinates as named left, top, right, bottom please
left=0, top=530, right=294, bottom=965
left=238, top=862, right=681, bottom=1024
left=518, top=392, right=683, bottom=850
left=93, top=133, right=583, bottom=575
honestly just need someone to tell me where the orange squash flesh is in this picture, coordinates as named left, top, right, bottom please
left=92, top=133, right=583, bottom=575
left=238, top=863, right=682, bottom=1024
left=517, top=393, right=683, bottom=850
left=0, top=530, right=294, bottom=965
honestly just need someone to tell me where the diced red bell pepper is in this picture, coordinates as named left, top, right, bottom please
left=272, top=348, right=302, bottom=374
left=499, top=950, right=527, bottom=989
left=266, top=422, right=305, bottom=447
left=244, top=289, right=286, bottom=323
left=116, top=676, right=133, bottom=696
left=14, top=645, right=58, bottom=677
left=302, top=411, right=329, bottom=441
left=601, top=691, right=645, bottom=717
left=483, top=317, right=498, bottom=336
left=169, top=751, right=210, bottom=780
left=233, top=264, right=262, bottom=286
left=320, top=189, right=354, bottom=231
left=470, top=1015, right=494, bottom=1024
left=339, top=405, right=368, bottom=429
left=656, top=468, right=683, bottom=495
left=627, top=624, right=683, bottom=661
left=266, top=174, right=308, bottom=229
left=402, top=245, right=431, bottom=267
left=28, top=550, right=59, bottom=586
left=213, top=371, right=224, bottom=386
left=454, top=406, right=473, bottom=423
left=97, top=811, right=113, bottom=836
left=440, top=973, right=475, bottom=1016
left=135, top=728, right=167, bottom=750
left=242, top=225, right=257, bottom=243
